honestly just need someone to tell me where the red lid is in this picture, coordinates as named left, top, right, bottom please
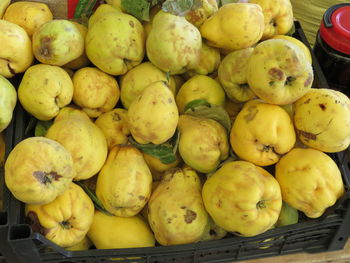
left=320, top=5, right=350, bottom=55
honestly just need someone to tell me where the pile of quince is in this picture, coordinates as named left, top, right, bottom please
left=1, top=0, right=350, bottom=251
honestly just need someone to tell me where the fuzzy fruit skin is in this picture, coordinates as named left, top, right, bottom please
left=25, top=183, right=94, bottom=248
left=276, top=148, right=345, bottom=218
left=0, top=20, right=33, bottom=77
left=46, top=107, right=108, bottom=181
left=128, top=81, right=179, bottom=145
left=18, top=64, right=73, bottom=121
left=247, top=39, right=313, bottom=105
left=202, top=160, right=282, bottom=237
left=293, top=88, right=350, bottom=153
left=249, top=0, right=294, bottom=40
left=200, top=3, right=264, bottom=51
left=146, top=11, right=202, bottom=75
left=176, top=75, right=226, bottom=113
left=72, top=67, right=120, bottom=118
left=148, top=167, right=209, bottom=245
left=32, top=19, right=84, bottom=66
left=178, top=115, right=229, bottom=173
left=5, top=137, right=74, bottom=205
left=86, top=4, right=145, bottom=76
left=187, top=42, right=221, bottom=76
left=218, top=47, right=256, bottom=102
left=3, top=1, right=53, bottom=37
left=271, top=35, right=312, bottom=64
left=64, top=22, right=91, bottom=70
left=230, top=100, right=296, bottom=166
left=120, top=62, right=177, bottom=109
left=88, top=211, right=155, bottom=249
left=96, top=146, right=152, bottom=217
left=0, top=75, right=17, bottom=132
left=95, top=108, right=130, bottom=150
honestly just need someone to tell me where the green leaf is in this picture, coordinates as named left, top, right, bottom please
left=183, top=99, right=211, bottom=112
left=166, top=71, right=171, bottom=83
left=162, top=0, right=202, bottom=16
left=184, top=103, right=232, bottom=133
left=220, top=0, right=239, bottom=5
left=34, top=120, right=54, bottom=137
left=129, top=129, right=180, bottom=164
left=121, top=0, right=152, bottom=21
left=76, top=181, right=114, bottom=216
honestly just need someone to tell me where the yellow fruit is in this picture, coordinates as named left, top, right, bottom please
left=96, top=146, right=152, bottom=217
left=3, top=1, right=53, bottom=37
left=120, top=62, right=177, bottom=109
left=66, top=236, right=92, bottom=251
left=187, top=42, right=221, bottom=76
left=200, top=3, right=264, bottom=51
left=95, top=108, right=130, bottom=149
left=72, top=67, right=120, bottom=118
left=202, top=160, right=282, bottom=237
left=176, top=75, right=225, bottom=113
left=294, top=88, right=350, bottom=153
left=230, top=100, right=296, bottom=166
left=128, top=81, right=179, bottom=145
left=5, top=137, right=74, bottom=205
left=148, top=167, right=209, bottom=245
left=64, top=22, right=91, bottom=70
left=105, top=0, right=124, bottom=11
left=146, top=11, right=202, bottom=74
left=143, top=152, right=181, bottom=181
left=271, top=35, right=312, bottom=63
left=276, top=148, right=345, bottom=218
left=0, top=75, right=17, bottom=132
left=185, top=0, right=218, bottom=27
left=275, top=201, right=298, bottom=227
left=0, top=0, right=10, bottom=18
left=32, top=20, right=84, bottom=66
left=25, top=183, right=94, bottom=247
left=218, top=48, right=257, bottom=102
left=178, top=115, right=229, bottom=173
left=0, top=20, right=33, bottom=77
left=88, top=211, right=155, bottom=249
left=246, top=39, right=313, bottom=105
left=86, top=4, right=145, bottom=75
left=46, top=107, right=108, bottom=181
left=249, top=0, right=294, bottom=39
left=18, top=64, right=73, bottom=121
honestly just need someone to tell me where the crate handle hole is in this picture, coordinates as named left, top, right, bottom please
left=338, top=237, right=344, bottom=242
left=10, top=225, right=31, bottom=240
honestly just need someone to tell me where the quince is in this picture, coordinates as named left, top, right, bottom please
left=294, top=88, right=350, bottom=152
left=18, top=64, right=73, bottom=121
left=86, top=4, right=145, bottom=75
left=0, top=20, right=33, bottom=77
left=5, top=137, right=74, bottom=205
left=72, top=67, right=120, bottom=118
left=96, top=146, right=152, bottom=217
left=276, top=148, right=345, bottom=218
left=3, top=1, right=53, bottom=37
left=0, top=75, right=17, bottom=132
left=148, top=167, right=209, bottom=245
left=230, top=100, right=296, bottom=166
left=200, top=3, right=264, bottom=51
left=146, top=11, right=201, bottom=74
left=128, top=81, right=179, bottom=145
left=25, top=183, right=94, bottom=247
left=202, top=160, right=282, bottom=237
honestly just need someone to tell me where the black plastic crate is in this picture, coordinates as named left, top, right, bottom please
left=2, top=21, right=350, bottom=263
left=0, top=104, right=16, bottom=263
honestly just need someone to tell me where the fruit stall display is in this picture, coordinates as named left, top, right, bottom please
left=0, top=0, right=350, bottom=263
